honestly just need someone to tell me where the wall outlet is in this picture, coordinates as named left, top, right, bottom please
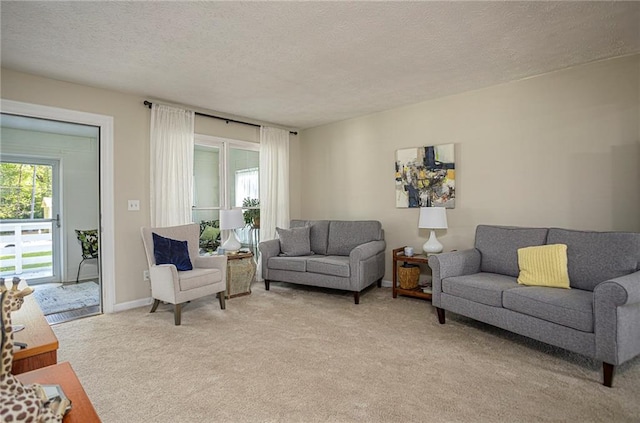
left=143, top=270, right=150, bottom=281
left=128, top=200, right=140, bottom=211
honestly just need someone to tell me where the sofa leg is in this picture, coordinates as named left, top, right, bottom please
left=353, top=291, right=360, bottom=304
left=265, top=279, right=270, bottom=291
left=174, top=303, right=182, bottom=326
left=603, top=362, right=615, bottom=387
left=436, top=307, right=445, bottom=324
left=377, top=278, right=382, bottom=288
left=218, top=292, right=226, bottom=310
left=150, top=299, right=160, bottom=313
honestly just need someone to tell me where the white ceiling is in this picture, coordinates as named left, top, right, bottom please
left=2, top=1, right=639, bottom=130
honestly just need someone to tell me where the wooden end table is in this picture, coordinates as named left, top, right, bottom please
left=16, top=361, right=101, bottom=422
left=225, top=252, right=256, bottom=298
left=392, top=246, right=432, bottom=300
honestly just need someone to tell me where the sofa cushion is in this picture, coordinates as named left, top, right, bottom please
left=178, top=268, right=222, bottom=291
left=475, top=225, right=548, bottom=277
left=327, top=221, right=382, bottom=256
left=442, top=272, right=519, bottom=307
left=517, top=244, right=570, bottom=289
left=547, top=228, right=640, bottom=291
left=306, top=256, right=351, bottom=278
left=277, top=226, right=313, bottom=257
left=291, top=220, right=330, bottom=255
left=503, top=286, right=594, bottom=332
left=268, top=256, right=308, bottom=272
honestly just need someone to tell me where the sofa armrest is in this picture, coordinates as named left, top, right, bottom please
left=350, top=240, right=386, bottom=262
left=194, top=255, right=228, bottom=286
left=258, top=239, right=281, bottom=279
left=194, top=254, right=227, bottom=270
left=149, top=264, right=179, bottom=302
left=428, top=248, right=482, bottom=307
left=594, top=271, right=640, bottom=365
left=594, top=271, right=640, bottom=306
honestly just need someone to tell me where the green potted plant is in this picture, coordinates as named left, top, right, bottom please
left=242, top=198, right=260, bottom=229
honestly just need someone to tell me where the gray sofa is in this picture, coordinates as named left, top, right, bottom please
left=428, top=225, right=640, bottom=387
left=259, top=220, right=386, bottom=304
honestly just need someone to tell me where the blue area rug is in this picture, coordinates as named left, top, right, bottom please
left=33, top=282, right=99, bottom=315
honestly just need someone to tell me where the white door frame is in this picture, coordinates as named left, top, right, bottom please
left=1, top=99, right=116, bottom=313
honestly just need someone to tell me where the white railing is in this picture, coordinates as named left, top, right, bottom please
left=0, top=221, right=53, bottom=278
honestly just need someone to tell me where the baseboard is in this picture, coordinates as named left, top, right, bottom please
left=380, top=279, right=392, bottom=288
left=112, top=297, right=153, bottom=313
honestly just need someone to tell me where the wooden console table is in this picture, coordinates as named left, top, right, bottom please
left=12, top=293, right=59, bottom=374
left=16, top=361, right=101, bottom=422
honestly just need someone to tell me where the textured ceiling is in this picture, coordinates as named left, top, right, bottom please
left=2, top=2, right=639, bottom=130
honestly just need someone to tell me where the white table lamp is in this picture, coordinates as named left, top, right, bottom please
left=418, top=207, right=448, bottom=255
left=220, top=208, right=244, bottom=252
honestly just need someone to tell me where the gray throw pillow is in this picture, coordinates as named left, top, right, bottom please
left=277, top=226, right=313, bottom=257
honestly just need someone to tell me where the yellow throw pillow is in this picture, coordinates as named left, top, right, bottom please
left=517, top=244, right=570, bottom=289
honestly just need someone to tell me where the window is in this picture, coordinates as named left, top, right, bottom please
left=192, top=135, right=259, bottom=252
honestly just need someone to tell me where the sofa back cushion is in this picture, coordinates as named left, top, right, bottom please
left=327, top=220, right=383, bottom=256
left=547, top=228, right=640, bottom=291
left=291, top=220, right=330, bottom=255
left=475, top=225, right=548, bottom=277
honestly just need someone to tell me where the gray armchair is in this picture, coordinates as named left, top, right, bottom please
left=141, top=223, right=227, bottom=325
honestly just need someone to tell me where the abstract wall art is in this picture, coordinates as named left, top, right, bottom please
left=395, top=143, right=455, bottom=208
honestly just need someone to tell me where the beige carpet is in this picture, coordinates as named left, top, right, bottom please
left=52, top=283, right=640, bottom=423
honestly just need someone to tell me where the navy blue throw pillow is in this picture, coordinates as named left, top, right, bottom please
left=152, top=232, right=193, bottom=271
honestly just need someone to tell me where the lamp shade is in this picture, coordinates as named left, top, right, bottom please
left=418, top=207, right=448, bottom=229
left=219, top=208, right=244, bottom=230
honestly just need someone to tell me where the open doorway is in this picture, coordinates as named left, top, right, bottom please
left=0, top=114, right=101, bottom=323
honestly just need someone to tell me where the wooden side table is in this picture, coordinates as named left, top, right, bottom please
left=226, top=252, right=256, bottom=298
left=392, top=246, right=432, bottom=300
left=16, top=361, right=101, bottom=422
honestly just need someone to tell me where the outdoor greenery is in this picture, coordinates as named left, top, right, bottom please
left=0, top=163, right=52, bottom=219
left=242, top=197, right=260, bottom=228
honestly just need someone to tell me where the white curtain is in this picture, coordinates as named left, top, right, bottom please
left=150, top=104, right=195, bottom=227
left=259, top=126, right=290, bottom=279
left=234, top=168, right=259, bottom=207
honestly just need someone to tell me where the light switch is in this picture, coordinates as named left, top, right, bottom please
left=128, top=200, right=140, bottom=211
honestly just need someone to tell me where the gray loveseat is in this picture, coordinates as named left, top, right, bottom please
left=259, top=220, right=386, bottom=304
left=429, top=225, right=640, bottom=387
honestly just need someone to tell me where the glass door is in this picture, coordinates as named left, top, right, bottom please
left=0, top=157, right=61, bottom=283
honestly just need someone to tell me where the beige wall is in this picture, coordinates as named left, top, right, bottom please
left=1, top=68, right=300, bottom=305
left=297, top=54, right=640, bottom=282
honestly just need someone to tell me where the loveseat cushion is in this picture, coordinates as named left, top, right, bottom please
left=547, top=228, right=640, bottom=291
left=306, top=256, right=350, bottom=278
left=268, top=256, right=308, bottom=272
left=517, top=244, right=570, bottom=289
left=277, top=226, right=313, bottom=257
left=475, top=225, right=548, bottom=277
left=326, top=221, right=382, bottom=256
left=503, top=286, right=594, bottom=332
left=291, top=220, right=330, bottom=255
left=442, top=272, right=519, bottom=307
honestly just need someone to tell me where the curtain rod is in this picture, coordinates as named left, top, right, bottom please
left=143, top=101, right=297, bottom=135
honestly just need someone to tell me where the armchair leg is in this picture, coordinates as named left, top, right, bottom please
left=436, top=307, right=446, bottom=324
left=218, top=292, right=226, bottom=310
left=353, top=291, right=360, bottom=304
left=174, top=303, right=182, bottom=326
left=265, top=279, right=270, bottom=290
left=150, top=299, right=160, bottom=313
left=377, top=278, right=382, bottom=288
left=603, top=362, right=615, bottom=387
